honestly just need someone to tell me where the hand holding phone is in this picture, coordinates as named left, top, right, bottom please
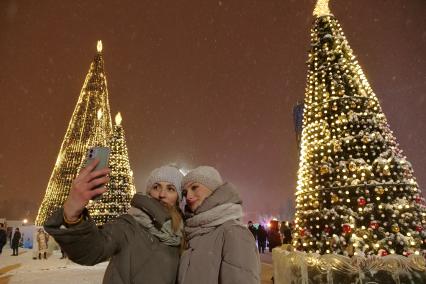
left=63, top=147, right=111, bottom=222
left=84, top=147, right=111, bottom=199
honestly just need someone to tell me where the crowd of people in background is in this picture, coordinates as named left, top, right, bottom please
left=248, top=220, right=294, bottom=253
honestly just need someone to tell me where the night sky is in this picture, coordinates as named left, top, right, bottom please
left=1, top=0, right=425, bottom=222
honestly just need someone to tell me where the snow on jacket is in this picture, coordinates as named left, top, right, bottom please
left=44, top=195, right=181, bottom=284
left=178, top=183, right=260, bottom=284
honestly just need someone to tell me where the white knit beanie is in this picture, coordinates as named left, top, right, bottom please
left=181, top=166, right=224, bottom=191
left=145, top=165, right=184, bottom=199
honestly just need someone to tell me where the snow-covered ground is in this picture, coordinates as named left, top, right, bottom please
left=0, top=248, right=107, bottom=284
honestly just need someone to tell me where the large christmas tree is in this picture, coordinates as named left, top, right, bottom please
left=294, top=0, right=426, bottom=256
left=87, top=112, right=136, bottom=225
left=36, top=41, right=113, bottom=225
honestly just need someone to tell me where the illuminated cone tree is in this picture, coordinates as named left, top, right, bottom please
left=294, top=0, right=426, bottom=256
left=87, top=112, right=136, bottom=225
left=36, top=41, right=113, bottom=225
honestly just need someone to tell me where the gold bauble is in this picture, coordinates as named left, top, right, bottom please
left=313, top=200, right=320, bottom=208
left=381, top=165, right=391, bottom=176
left=376, top=187, right=385, bottom=195
left=331, top=195, right=339, bottom=203
left=348, top=161, right=357, bottom=172
left=362, top=135, right=370, bottom=144
left=391, top=224, right=400, bottom=233
left=333, top=141, right=342, bottom=152
left=320, top=165, right=330, bottom=175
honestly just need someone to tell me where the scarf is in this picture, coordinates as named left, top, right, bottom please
left=185, top=203, right=243, bottom=240
left=128, top=206, right=182, bottom=246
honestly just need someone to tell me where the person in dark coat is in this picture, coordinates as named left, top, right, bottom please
left=0, top=223, right=6, bottom=254
left=257, top=225, right=267, bottom=253
left=11, top=228, right=21, bottom=256
left=280, top=221, right=293, bottom=245
left=44, top=163, right=185, bottom=284
left=248, top=221, right=257, bottom=240
left=267, top=220, right=282, bottom=252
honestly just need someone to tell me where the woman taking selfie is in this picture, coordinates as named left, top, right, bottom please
left=44, top=162, right=184, bottom=284
left=178, top=166, right=260, bottom=284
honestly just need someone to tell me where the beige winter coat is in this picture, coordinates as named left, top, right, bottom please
left=37, top=231, right=48, bottom=252
left=178, top=183, right=260, bottom=284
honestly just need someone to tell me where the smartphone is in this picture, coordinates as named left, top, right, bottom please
left=84, top=146, right=110, bottom=200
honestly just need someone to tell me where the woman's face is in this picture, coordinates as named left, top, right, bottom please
left=149, top=182, right=178, bottom=207
left=183, top=182, right=213, bottom=212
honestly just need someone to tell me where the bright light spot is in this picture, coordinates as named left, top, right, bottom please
left=97, top=40, right=103, bottom=52
left=115, top=112, right=122, bottom=125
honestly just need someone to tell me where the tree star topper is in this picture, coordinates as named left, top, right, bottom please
left=115, top=112, right=122, bottom=126
left=97, top=40, right=103, bottom=52
left=313, top=0, right=332, bottom=17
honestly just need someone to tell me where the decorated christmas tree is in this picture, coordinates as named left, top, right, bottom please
left=36, top=41, right=113, bottom=225
left=87, top=112, right=137, bottom=225
left=293, top=0, right=426, bottom=256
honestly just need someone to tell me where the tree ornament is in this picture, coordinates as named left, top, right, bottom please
left=361, top=134, right=370, bottom=144
left=367, top=99, right=375, bottom=109
left=320, top=164, right=330, bottom=175
left=348, top=161, right=357, bottom=172
left=342, top=224, right=352, bottom=234
left=415, top=225, right=423, bottom=232
left=375, top=186, right=385, bottom=195
left=333, top=140, right=342, bottom=152
left=358, top=197, right=367, bottom=207
left=331, top=194, right=339, bottom=204
left=383, top=166, right=391, bottom=176
left=391, top=224, right=400, bottom=233
left=370, top=221, right=379, bottom=230
left=313, top=200, right=320, bottom=208
left=415, top=195, right=422, bottom=204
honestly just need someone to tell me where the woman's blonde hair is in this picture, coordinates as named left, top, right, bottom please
left=166, top=201, right=187, bottom=253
